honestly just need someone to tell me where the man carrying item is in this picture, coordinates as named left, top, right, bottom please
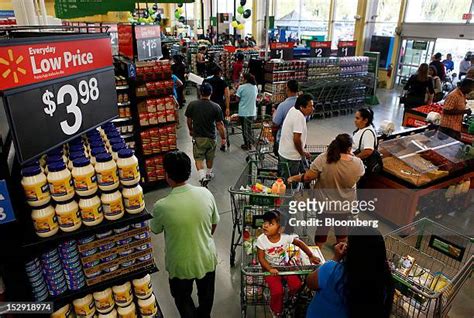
left=439, top=79, right=474, bottom=140
left=272, top=80, right=300, bottom=157
left=278, top=94, right=314, bottom=182
left=151, top=151, right=220, bottom=318
left=185, top=83, right=226, bottom=186
left=430, top=52, right=446, bottom=82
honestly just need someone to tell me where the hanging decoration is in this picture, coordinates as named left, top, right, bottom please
left=243, top=9, right=251, bottom=19
left=234, top=0, right=251, bottom=32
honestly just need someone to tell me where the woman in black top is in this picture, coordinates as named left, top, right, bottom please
left=403, top=63, right=434, bottom=108
left=172, top=55, right=187, bottom=108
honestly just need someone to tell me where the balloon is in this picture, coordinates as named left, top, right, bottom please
left=231, top=20, right=239, bottom=28
left=177, top=3, right=183, bottom=7
left=175, top=10, right=181, bottom=19
left=152, top=4, right=158, bottom=11
left=155, top=14, right=162, bottom=23
left=237, top=6, right=245, bottom=14
left=179, top=16, right=186, bottom=23
left=243, top=9, right=251, bottom=19
left=237, top=24, right=245, bottom=30
left=142, top=10, right=149, bottom=18
left=177, top=7, right=184, bottom=14
left=240, top=0, right=247, bottom=5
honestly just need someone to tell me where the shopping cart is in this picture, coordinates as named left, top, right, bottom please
left=384, top=218, right=473, bottom=318
left=240, top=210, right=325, bottom=318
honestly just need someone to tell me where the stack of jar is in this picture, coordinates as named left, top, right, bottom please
left=24, top=240, right=85, bottom=299
left=22, top=123, right=145, bottom=238
left=52, top=274, right=160, bottom=318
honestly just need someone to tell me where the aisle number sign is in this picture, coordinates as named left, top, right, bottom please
left=337, top=41, right=357, bottom=57
left=0, top=34, right=118, bottom=164
left=0, top=180, right=15, bottom=225
left=310, top=41, right=331, bottom=57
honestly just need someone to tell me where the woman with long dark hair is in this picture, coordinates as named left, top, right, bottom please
left=288, top=134, right=365, bottom=246
left=403, top=63, right=435, bottom=108
left=235, top=73, right=258, bottom=150
left=352, top=108, right=376, bottom=160
left=306, top=227, right=394, bottom=318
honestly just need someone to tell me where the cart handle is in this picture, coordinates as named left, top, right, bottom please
left=241, top=269, right=316, bottom=276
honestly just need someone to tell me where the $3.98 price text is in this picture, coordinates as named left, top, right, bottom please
left=42, top=77, right=100, bottom=136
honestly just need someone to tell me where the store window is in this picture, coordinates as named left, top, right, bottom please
left=405, top=0, right=472, bottom=23
left=373, top=0, right=401, bottom=36
left=332, top=0, right=358, bottom=48
left=184, top=3, right=194, bottom=20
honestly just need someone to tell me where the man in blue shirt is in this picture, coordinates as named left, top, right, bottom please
left=442, top=53, right=454, bottom=72
left=272, top=80, right=299, bottom=156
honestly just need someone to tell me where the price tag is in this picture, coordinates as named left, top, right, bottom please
left=270, top=42, right=294, bottom=60
left=310, top=41, right=331, bottom=57
left=337, top=41, right=357, bottom=57
left=0, top=180, right=15, bottom=225
left=135, top=25, right=162, bottom=61
left=4, top=69, right=117, bottom=163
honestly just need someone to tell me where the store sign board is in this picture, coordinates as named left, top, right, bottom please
left=310, top=41, right=331, bottom=57
left=337, top=41, right=356, bottom=57
left=0, top=180, right=15, bottom=225
left=118, top=24, right=134, bottom=60
left=270, top=42, right=294, bottom=60
left=462, top=13, right=472, bottom=20
left=54, top=0, right=135, bottom=19
left=5, top=69, right=117, bottom=164
left=104, top=24, right=119, bottom=56
left=0, top=37, right=113, bottom=91
left=412, top=41, right=428, bottom=50
left=135, top=25, right=162, bottom=61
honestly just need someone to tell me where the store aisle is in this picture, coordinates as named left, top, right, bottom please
left=145, top=88, right=472, bottom=318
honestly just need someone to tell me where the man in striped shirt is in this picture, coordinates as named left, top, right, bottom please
left=439, top=79, right=473, bottom=140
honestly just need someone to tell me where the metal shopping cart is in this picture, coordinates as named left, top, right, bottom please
left=384, top=218, right=473, bottom=318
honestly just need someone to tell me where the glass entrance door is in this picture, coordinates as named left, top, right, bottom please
left=396, top=38, right=436, bottom=85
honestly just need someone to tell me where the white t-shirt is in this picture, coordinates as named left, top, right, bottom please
left=278, top=107, right=307, bottom=160
left=352, top=126, right=377, bottom=153
left=256, top=233, right=298, bottom=266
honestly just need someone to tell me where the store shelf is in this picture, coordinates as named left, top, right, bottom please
left=264, top=69, right=306, bottom=74
left=117, top=101, right=131, bottom=107
left=121, top=133, right=135, bottom=139
left=116, top=85, right=129, bottom=90
left=22, top=210, right=152, bottom=250
left=139, top=121, right=177, bottom=130
left=50, top=263, right=159, bottom=310
left=112, top=117, right=133, bottom=123
left=142, top=149, right=175, bottom=159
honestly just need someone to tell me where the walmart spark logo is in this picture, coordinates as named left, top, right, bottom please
left=0, top=49, right=26, bottom=83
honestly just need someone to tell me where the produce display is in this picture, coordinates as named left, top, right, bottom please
left=412, top=103, right=443, bottom=114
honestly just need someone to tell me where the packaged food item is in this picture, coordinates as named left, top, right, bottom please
left=112, top=281, right=133, bottom=307
left=72, top=157, right=98, bottom=196
left=101, top=190, right=125, bottom=220
left=112, top=143, right=127, bottom=161
left=55, top=199, right=81, bottom=232
left=132, top=274, right=153, bottom=299
left=31, top=204, right=59, bottom=237
left=98, top=309, right=117, bottom=318
left=114, top=225, right=130, bottom=234
left=79, top=194, right=104, bottom=226
left=21, top=166, right=50, bottom=207
left=68, top=151, right=86, bottom=170
left=96, top=230, right=113, bottom=239
left=47, top=162, right=75, bottom=202
left=137, top=293, right=157, bottom=316
left=95, top=153, right=120, bottom=191
left=117, top=302, right=137, bottom=318
left=73, top=294, right=95, bottom=317
left=117, top=149, right=140, bottom=186
left=51, top=304, right=72, bottom=318
left=120, top=259, right=135, bottom=268
left=122, top=184, right=145, bottom=214
left=93, top=288, right=115, bottom=314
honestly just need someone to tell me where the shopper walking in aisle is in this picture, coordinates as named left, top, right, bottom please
left=439, top=79, right=474, bottom=140
left=172, top=54, right=187, bottom=108
left=196, top=46, right=207, bottom=77
left=232, top=53, right=245, bottom=84
left=272, top=80, right=300, bottom=157
left=185, top=83, right=226, bottom=186
left=402, top=63, right=434, bottom=108
left=305, top=227, right=394, bottom=318
left=459, top=52, right=472, bottom=78
left=429, top=66, right=444, bottom=102
left=236, top=73, right=258, bottom=150
left=442, top=53, right=454, bottom=72
left=278, top=94, right=314, bottom=181
left=204, top=66, right=230, bottom=117
left=287, top=134, right=365, bottom=246
left=151, top=151, right=220, bottom=318
left=429, top=52, right=446, bottom=81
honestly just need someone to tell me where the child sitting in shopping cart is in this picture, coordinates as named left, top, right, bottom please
left=256, top=210, right=321, bottom=317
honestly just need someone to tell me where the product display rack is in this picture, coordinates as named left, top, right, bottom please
left=113, top=76, right=135, bottom=149
left=264, top=60, right=307, bottom=105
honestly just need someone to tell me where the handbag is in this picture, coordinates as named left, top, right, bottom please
left=356, top=129, right=383, bottom=175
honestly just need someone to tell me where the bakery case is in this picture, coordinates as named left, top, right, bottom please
left=361, top=130, right=474, bottom=227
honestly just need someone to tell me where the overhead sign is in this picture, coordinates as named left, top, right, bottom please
left=0, top=37, right=113, bottom=91
left=118, top=24, right=134, bottom=60
left=337, top=41, right=356, bottom=57
left=412, top=41, right=428, bottom=50
left=55, top=0, right=135, bottom=19
left=310, top=41, right=331, bottom=57
left=135, top=25, right=162, bottom=62
left=0, top=180, right=15, bottom=225
left=270, top=42, right=294, bottom=60
left=0, top=34, right=118, bottom=164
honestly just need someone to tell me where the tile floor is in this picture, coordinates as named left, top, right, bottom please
left=146, top=88, right=473, bottom=318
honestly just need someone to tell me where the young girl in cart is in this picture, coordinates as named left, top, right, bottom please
left=256, top=210, right=321, bottom=317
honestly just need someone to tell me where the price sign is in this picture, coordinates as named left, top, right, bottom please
left=135, top=25, right=162, bottom=61
left=270, top=42, right=294, bottom=60
left=310, top=41, right=331, bottom=57
left=0, top=34, right=117, bottom=163
left=105, top=24, right=119, bottom=56
left=0, top=180, right=15, bottom=225
left=337, top=41, right=357, bottom=57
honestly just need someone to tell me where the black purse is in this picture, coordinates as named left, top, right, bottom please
left=356, top=129, right=383, bottom=175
